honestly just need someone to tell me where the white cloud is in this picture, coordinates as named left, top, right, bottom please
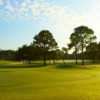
left=1, top=0, right=100, bottom=41
left=31, top=16, right=37, bottom=20
left=28, top=1, right=40, bottom=10
left=24, top=0, right=31, bottom=4
left=20, top=8, right=25, bottom=12
left=25, top=13, right=29, bottom=17
left=28, top=1, right=41, bottom=16
left=20, top=7, right=28, bottom=12
left=6, top=0, right=10, bottom=4
left=5, top=4, right=14, bottom=12
left=93, top=4, right=100, bottom=9
left=0, top=0, right=4, bottom=5
left=17, top=13, right=24, bottom=20
left=6, top=11, right=11, bottom=15
left=21, top=2, right=26, bottom=7
left=14, top=2, right=19, bottom=5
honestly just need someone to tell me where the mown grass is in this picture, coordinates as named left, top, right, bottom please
left=0, top=60, right=100, bottom=100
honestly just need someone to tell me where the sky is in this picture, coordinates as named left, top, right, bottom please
left=0, top=0, right=100, bottom=51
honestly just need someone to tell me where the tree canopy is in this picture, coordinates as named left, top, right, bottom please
left=33, top=30, right=57, bottom=65
left=68, top=26, right=97, bottom=65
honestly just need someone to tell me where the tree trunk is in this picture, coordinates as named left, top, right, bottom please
left=29, top=60, right=31, bottom=66
left=92, top=59, right=95, bottom=63
left=61, top=56, right=66, bottom=65
left=53, top=59, right=55, bottom=65
left=43, top=50, right=46, bottom=65
left=82, top=44, right=84, bottom=65
left=52, top=46, right=55, bottom=65
left=75, top=51, right=77, bottom=65
left=49, top=60, right=51, bottom=63
left=75, top=46, right=77, bottom=65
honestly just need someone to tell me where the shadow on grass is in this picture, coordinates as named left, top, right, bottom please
left=55, top=63, right=96, bottom=69
left=0, top=63, right=54, bottom=69
left=55, top=64, right=75, bottom=69
left=55, top=60, right=94, bottom=66
left=0, top=60, right=100, bottom=69
left=54, top=59, right=100, bottom=69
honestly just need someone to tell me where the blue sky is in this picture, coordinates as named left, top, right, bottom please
left=0, top=0, right=100, bottom=51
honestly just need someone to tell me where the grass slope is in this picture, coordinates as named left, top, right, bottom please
left=0, top=60, right=100, bottom=100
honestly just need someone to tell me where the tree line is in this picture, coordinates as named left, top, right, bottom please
left=15, top=30, right=68, bottom=66
left=1, top=25, right=100, bottom=66
left=0, top=49, right=16, bottom=59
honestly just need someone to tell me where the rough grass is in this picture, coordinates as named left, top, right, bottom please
left=0, top=60, right=100, bottom=100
